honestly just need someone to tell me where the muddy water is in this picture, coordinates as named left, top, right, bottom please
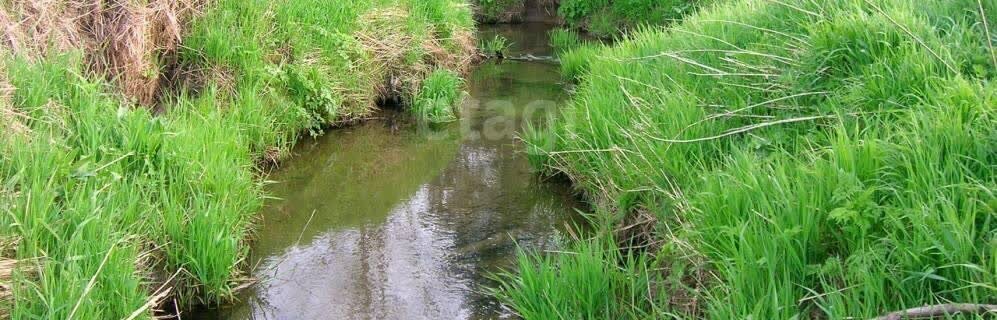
left=195, top=23, right=581, bottom=320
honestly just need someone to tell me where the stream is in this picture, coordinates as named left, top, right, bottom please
left=192, top=23, right=579, bottom=320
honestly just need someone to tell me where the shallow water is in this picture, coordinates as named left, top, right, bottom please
left=192, top=23, right=581, bottom=320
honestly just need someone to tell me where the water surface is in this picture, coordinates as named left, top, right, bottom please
left=197, top=23, right=578, bottom=320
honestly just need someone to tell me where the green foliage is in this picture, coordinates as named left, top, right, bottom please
left=481, top=35, right=512, bottom=57
left=557, top=0, right=716, bottom=36
left=0, top=0, right=475, bottom=318
left=512, top=0, right=997, bottom=318
left=559, top=43, right=605, bottom=80
left=1, top=56, right=153, bottom=320
left=475, top=0, right=525, bottom=22
left=549, top=28, right=585, bottom=53
left=520, top=115, right=557, bottom=173
left=413, top=69, right=464, bottom=123
left=559, top=0, right=610, bottom=23
left=492, top=234, right=660, bottom=320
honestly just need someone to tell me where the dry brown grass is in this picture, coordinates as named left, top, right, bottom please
left=0, top=64, right=28, bottom=140
left=353, top=7, right=477, bottom=115
left=0, top=233, right=17, bottom=319
left=0, top=0, right=204, bottom=106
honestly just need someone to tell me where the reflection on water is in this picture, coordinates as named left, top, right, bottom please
left=195, top=23, right=580, bottom=320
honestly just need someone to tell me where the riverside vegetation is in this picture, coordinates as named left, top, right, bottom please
left=500, top=0, right=997, bottom=319
left=0, top=0, right=474, bottom=318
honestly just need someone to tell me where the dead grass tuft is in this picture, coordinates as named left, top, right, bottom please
left=615, top=207, right=660, bottom=253
left=0, top=0, right=204, bottom=106
left=355, top=8, right=428, bottom=108
left=0, top=68, right=28, bottom=139
left=354, top=7, right=477, bottom=113
left=0, top=233, right=17, bottom=319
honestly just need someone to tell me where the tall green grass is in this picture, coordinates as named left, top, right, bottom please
left=510, top=0, right=997, bottom=318
left=413, top=69, right=464, bottom=123
left=0, top=0, right=475, bottom=318
left=481, top=34, right=512, bottom=58
left=549, top=28, right=586, bottom=54
left=492, top=233, right=662, bottom=320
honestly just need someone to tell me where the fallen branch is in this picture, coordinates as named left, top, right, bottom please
left=872, top=303, right=997, bottom=320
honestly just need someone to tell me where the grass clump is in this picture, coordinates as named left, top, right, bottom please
left=492, top=233, right=660, bottom=320
left=0, top=0, right=476, bottom=318
left=506, top=0, right=997, bottom=318
left=549, top=28, right=586, bottom=53
left=559, top=42, right=606, bottom=80
left=413, top=69, right=464, bottom=123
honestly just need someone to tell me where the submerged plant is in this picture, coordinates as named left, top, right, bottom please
left=413, top=69, right=464, bottom=123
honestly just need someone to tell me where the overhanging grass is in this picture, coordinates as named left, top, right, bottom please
left=510, top=0, right=996, bottom=318
left=0, top=0, right=475, bottom=318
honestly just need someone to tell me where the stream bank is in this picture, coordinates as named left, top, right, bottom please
left=194, top=23, right=583, bottom=320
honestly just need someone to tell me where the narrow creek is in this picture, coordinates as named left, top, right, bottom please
left=194, top=23, right=582, bottom=320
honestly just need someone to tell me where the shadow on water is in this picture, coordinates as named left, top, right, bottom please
left=193, top=23, right=582, bottom=320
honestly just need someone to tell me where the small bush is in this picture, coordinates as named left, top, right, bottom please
left=0, top=0, right=476, bottom=318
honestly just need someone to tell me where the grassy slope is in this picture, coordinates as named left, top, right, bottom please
left=0, top=0, right=473, bottom=319
left=504, top=0, right=996, bottom=318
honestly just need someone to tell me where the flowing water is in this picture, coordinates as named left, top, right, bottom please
left=193, top=23, right=582, bottom=320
